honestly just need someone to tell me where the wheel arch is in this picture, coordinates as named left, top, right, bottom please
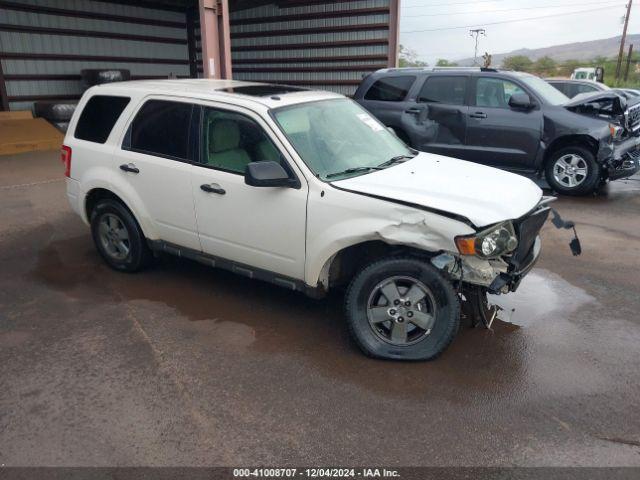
left=543, top=134, right=599, bottom=166
left=84, top=187, right=156, bottom=240
left=315, top=240, right=437, bottom=292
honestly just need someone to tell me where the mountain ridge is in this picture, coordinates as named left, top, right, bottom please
left=455, top=34, right=639, bottom=66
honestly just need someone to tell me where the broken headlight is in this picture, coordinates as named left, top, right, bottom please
left=609, top=123, right=624, bottom=141
left=454, top=221, right=518, bottom=259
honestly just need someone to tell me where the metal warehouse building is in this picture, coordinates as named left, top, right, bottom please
left=0, top=0, right=400, bottom=112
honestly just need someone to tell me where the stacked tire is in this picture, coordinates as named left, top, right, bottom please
left=80, top=69, right=131, bottom=89
left=33, top=69, right=131, bottom=133
left=33, top=102, right=77, bottom=133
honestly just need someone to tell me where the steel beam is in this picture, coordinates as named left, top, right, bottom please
left=198, top=0, right=232, bottom=79
left=388, top=0, right=400, bottom=68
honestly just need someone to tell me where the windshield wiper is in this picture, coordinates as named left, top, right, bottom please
left=325, top=166, right=384, bottom=179
left=377, top=154, right=416, bottom=168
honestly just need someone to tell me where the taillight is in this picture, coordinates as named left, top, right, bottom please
left=61, top=145, right=72, bottom=178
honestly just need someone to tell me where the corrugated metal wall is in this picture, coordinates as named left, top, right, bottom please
left=0, top=0, right=192, bottom=111
left=228, top=0, right=395, bottom=96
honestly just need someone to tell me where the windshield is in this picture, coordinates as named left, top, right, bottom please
left=272, top=98, right=414, bottom=180
left=519, top=75, right=569, bottom=105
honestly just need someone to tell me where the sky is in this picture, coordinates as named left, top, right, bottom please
left=398, top=0, right=640, bottom=65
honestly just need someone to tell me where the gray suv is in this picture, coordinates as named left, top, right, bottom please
left=354, top=67, right=640, bottom=195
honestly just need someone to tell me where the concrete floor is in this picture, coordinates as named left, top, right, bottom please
left=1, top=150, right=639, bottom=467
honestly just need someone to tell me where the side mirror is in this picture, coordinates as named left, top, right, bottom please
left=509, top=93, right=533, bottom=110
left=245, top=161, right=299, bottom=188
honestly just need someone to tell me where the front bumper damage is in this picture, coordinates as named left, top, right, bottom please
left=431, top=238, right=541, bottom=294
left=600, top=136, right=640, bottom=181
left=431, top=201, right=551, bottom=294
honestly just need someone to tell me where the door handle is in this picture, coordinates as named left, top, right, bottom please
left=200, top=183, right=226, bottom=195
left=119, top=163, right=139, bottom=173
left=405, top=108, right=422, bottom=115
left=470, top=112, right=487, bottom=119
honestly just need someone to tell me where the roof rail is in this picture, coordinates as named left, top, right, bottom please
left=431, top=66, right=500, bottom=72
left=374, top=66, right=504, bottom=75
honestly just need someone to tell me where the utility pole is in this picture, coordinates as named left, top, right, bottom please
left=470, top=28, right=486, bottom=66
left=616, top=0, right=633, bottom=79
left=625, top=44, right=634, bottom=81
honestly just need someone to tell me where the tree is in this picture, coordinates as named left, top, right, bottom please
left=559, top=59, right=582, bottom=77
left=436, top=59, right=458, bottom=67
left=591, top=56, right=608, bottom=67
left=533, top=56, right=557, bottom=76
left=502, top=55, right=533, bottom=72
left=398, top=44, right=428, bottom=67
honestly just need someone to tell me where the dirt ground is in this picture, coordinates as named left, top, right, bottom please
left=1, top=150, right=639, bottom=467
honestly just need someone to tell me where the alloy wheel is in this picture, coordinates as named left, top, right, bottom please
left=553, top=153, right=588, bottom=188
left=366, top=276, right=437, bottom=346
left=98, top=213, right=130, bottom=261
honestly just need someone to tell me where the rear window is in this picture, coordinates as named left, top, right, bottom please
left=364, top=76, right=416, bottom=102
left=418, top=76, right=467, bottom=105
left=125, top=100, right=193, bottom=160
left=74, top=95, right=130, bottom=143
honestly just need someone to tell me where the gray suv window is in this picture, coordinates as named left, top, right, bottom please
left=418, top=76, right=467, bottom=105
left=364, top=76, right=416, bottom=102
left=476, top=78, right=525, bottom=108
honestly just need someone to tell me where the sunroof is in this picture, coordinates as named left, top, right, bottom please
left=218, top=84, right=308, bottom=97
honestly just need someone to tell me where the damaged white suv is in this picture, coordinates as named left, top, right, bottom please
left=64, top=80, right=555, bottom=360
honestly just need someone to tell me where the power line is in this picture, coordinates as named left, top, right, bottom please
left=402, top=0, right=505, bottom=9
left=401, top=5, right=627, bottom=33
left=405, top=1, right=625, bottom=18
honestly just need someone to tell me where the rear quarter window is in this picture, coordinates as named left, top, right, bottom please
left=364, top=76, right=416, bottom=102
left=74, top=95, right=130, bottom=143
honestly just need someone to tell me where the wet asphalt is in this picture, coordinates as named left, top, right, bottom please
left=1, top=150, right=639, bottom=467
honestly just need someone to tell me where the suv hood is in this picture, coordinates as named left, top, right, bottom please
left=564, top=91, right=628, bottom=113
left=563, top=91, right=640, bottom=133
left=332, top=153, right=542, bottom=228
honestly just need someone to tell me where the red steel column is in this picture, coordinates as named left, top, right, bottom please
left=198, top=0, right=232, bottom=79
left=387, top=0, right=400, bottom=68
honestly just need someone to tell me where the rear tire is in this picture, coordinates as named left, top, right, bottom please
left=345, top=257, right=460, bottom=361
left=90, top=199, right=152, bottom=272
left=545, top=145, right=600, bottom=196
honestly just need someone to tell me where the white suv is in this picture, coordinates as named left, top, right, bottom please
left=64, top=79, right=550, bottom=361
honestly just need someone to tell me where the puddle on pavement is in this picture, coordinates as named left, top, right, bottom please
left=30, top=234, right=600, bottom=400
left=489, top=269, right=595, bottom=327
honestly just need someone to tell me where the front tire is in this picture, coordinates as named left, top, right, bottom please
left=345, top=257, right=460, bottom=361
left=545, top=145, right=600, bottom=196
left=90, top=199, right=152, bottom=272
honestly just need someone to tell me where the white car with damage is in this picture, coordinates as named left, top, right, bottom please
left=64, top=79, right=556, bottom=360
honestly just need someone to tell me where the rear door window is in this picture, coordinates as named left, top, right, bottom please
left=125, top=100, right=193, bottom=161
left=364, top=76, right=416, bottom=102
left=418, top=76, right=467, bottom=105
left=74, top=95, right=130, bottom=143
